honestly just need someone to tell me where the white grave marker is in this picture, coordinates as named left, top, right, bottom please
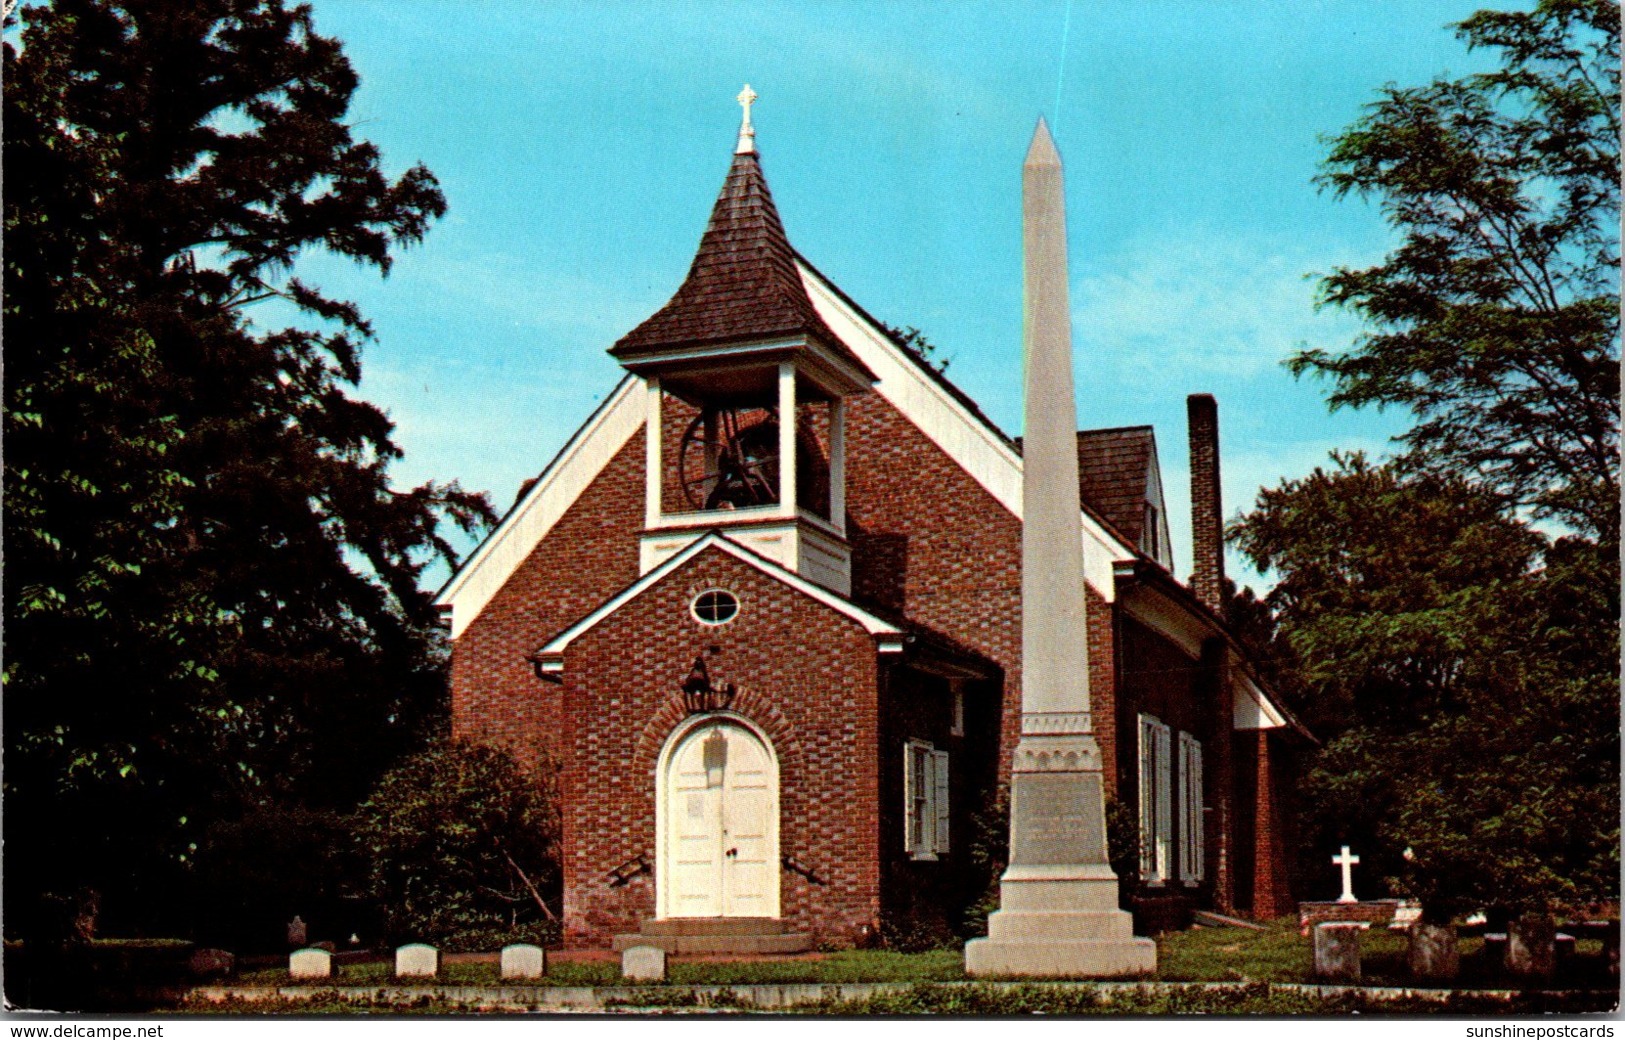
left=288, top=947, right=331, bottom=980
left=1333, top=845, right=1361, bottom=903
left=395, top=943, right=439, bottom=978
left=500, top=943, right=546, bottom=980
left=621, top=944, right=667, bottom=982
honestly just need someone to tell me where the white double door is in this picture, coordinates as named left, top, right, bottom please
left=661, top=721, right=778, bottom=918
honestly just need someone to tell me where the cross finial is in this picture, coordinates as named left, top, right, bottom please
left=736, top=84, right=758, bottom=155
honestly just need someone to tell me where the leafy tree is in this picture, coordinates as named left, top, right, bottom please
left=882, top=322, right=951, bottom=374
left=1299, top=0, right=1620, bottom=542
left=1237, top=0, right=1621, bottom=923
left=3, top=0, right=493, bottom=937
left=354, top=742, right=560, bottom=952
left=1232, top=455, right=1618, bottom=919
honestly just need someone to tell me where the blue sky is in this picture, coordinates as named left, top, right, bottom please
left=282, top=0, right=1498, bottom=592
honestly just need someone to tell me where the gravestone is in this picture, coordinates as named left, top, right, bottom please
left=288, top=947, right=331, bottom=980
left=1507, top=915, right=1555, bottom=981
left=1313, top=922, right=1362, bottom=983
left=395, top=943, right=439, bottom=978
left=1391, top=900, right=1423, bottom=929
left=1407, top=923, right=1459, bottom=981
left=287, top=915, right=308, bottom=949
left=188, top=948, right=236, bottom=978
left=500, top=944, right=546, bottom=980
left=1555, top=932, right=1576, bottom=964
left=621, top=944, right=667, bottom=982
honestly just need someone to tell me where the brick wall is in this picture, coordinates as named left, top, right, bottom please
left=450, top=384, right=1153, bottom=943
left=450, top=433, right=645, bottom=771
left=1251, top=730, right=1295, bottom=918
left=556, top=545, right=882, bottom=947
left=842, top=391, right=1120, bottom=791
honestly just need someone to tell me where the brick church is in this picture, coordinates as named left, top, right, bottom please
left=436, top=95, right=1308, bottom=952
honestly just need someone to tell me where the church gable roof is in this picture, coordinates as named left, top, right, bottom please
left=610, top=150, right=853, bottom=363
left=1075, top=426, right=1156, bottom=546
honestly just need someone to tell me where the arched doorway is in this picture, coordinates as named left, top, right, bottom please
left=657, top=716, right=780, bottom=919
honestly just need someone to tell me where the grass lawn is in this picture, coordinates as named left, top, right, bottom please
left=235, top=949, right=966, bottom=988
left=1159, top=919, right=1611, bottom=990
left=220, top=919, right=1612, bottom=996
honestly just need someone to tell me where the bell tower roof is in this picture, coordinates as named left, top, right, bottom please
left=609, top=90, right=872, bottom=394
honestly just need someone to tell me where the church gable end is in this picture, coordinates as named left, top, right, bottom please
left=449, top=422, right=646, bottom=769
left=553, top=542, right=886, bottom=946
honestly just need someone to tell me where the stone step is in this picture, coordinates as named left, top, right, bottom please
left=636, top=917, right=790, bottom=937
left=611, top=931, right=814, bottom=955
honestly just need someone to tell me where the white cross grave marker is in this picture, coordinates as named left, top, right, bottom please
left=1333, top=845, right=1361, bottom=903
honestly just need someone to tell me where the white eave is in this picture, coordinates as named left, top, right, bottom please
left=1233, top=672, right=1288, bottom=731
left=531, top=532, right=906, bottom=672
left=797, top=260, right=1134, bottom=599
left=435, top=258, right=1147, bottom=641
left=435, top=376, right=644, bottom=639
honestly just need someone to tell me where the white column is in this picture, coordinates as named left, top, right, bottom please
left=777, top=363, right=797, bottom=518
left=645, top=377, right=663, bottom=527
left=829, top=397, right=846, bottom=534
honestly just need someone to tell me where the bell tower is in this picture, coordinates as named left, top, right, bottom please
left=609, top=87, right=873, bottom=594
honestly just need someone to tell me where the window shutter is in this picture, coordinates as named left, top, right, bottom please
left=1154, top=720, right=1172, bottom=882
left=1137, top=716, right=1156, bottom=879
left=1178, top=732, right=1204, bottom=884
left=903, top=742, right=918, bottom=854
left=932, top=749, right=951, bottom=853
left=1188, top=736, right=1205, bottom=882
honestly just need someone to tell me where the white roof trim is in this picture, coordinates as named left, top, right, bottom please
left=1232, top=672, right=1288, bottom=730
left=1142, top=442, right=1175, bottom=572
left=435, top=376, right=644, bottom=638
left=438, top=260, right=1150, bottom=640
left=797, top=261, right=1131, bottom=599
left=536, top=532, right=904, bottom=660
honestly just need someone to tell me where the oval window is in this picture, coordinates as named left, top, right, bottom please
left=691, top=589, right=739, bottom=626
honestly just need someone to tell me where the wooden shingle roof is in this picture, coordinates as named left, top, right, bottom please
left=610, top=150, right=855, bottom=363
left=1075, top=426, right=1156, bottom=546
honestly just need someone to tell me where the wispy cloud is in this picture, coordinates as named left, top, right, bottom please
left=1073, top=232, right=1364, bottom=386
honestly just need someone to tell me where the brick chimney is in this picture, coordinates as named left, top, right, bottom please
left=1187, top=394, right=1224, bottom=615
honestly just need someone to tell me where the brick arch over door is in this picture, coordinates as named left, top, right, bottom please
left=634, top=686, right=805, bottom=783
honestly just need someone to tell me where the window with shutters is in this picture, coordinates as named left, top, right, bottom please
left=1178, top=731, right=1205, bottom=885
left=903, top=739, right=950, bottom=860
left=1137, top=715, right=1172, bottom=884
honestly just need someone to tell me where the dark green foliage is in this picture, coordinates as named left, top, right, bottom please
left=1300, top=0, right=1620, bottom=541
left=882, top=322, right=951, bottom=373
left=1234, top=0, right=1621, bottom=924
left=1232, top=456, right=1618, bottom=918
left=190, top=805, right=368, bottom=951
left=353, top=742, right=560, bottom=951
left=804, top=982, right=1616, bottom=1016
left=3, top=0, right=494, bottom=939
left=1103, top=796, right=1142, bottom=902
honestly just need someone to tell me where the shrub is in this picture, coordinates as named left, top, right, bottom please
left=354, top=742, right=560, bottom=951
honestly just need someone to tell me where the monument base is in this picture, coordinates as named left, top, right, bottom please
left=964, top=935, right=1157, bottom=978
left=964, top=865, right=1156, bottom=978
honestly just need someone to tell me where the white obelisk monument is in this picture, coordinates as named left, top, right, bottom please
left=964, top=119, right=1156, bottom=978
